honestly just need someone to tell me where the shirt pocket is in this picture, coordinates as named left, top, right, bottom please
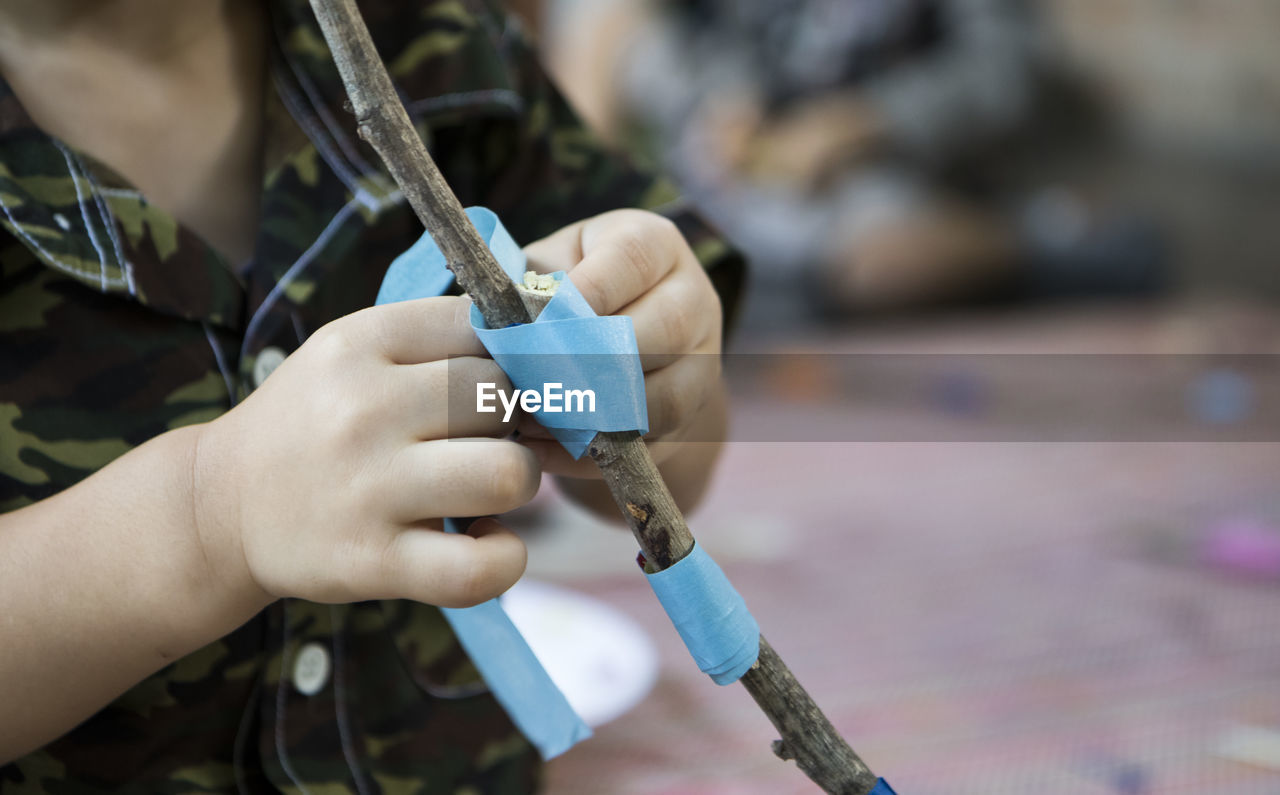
left=379, top=599, right=491, bottom=699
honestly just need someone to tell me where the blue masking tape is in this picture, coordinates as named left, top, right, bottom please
left=438, top=524, right=591, bottom=760
left=377, top=206, right=526, bottom=303
left=471, top=272, right=647, bottom=458
left=378, top=207, right=648, bottom=459
left=376, top=217, right=594, bottom=760
left=438, top=598, right=591, bottom=759
left=644, top=543, right=760, bottom=685
left=870, top=779, right=898, bottom=794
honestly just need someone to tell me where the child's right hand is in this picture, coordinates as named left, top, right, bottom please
left=193, top=296, right=537, bottom=610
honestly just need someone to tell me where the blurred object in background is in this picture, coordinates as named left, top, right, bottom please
left=539, top=0, right=1173, bottom=320
left=1042, top=0, right=1280, bottom=302
left=513, top=5, right=1280, bottom=791
left=1199, top=516, right=1280, bottom=582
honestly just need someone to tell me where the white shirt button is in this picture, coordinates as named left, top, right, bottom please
left=253, top=346, right=287, bottom=388
left=292, top=641, right=331, bottom=696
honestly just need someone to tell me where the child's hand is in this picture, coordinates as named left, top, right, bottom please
left=520, top=209, right=724, bottom=477
left=195, top=297, right=536, bottom=610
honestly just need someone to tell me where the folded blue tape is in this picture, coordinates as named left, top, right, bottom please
left=871, top=778, right=898, bottom=794
left=378, top=206, right=648, bottom=459
left=644, top=543, right=761, bottom=685
left=471, top=272, right=648, bottom=459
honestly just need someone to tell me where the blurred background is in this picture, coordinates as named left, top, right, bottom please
left=497, top=1, right=1280, bottom=792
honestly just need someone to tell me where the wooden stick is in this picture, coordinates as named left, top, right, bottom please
left=307, top=0, right=528, bottom=330
left=307, top=2, right=880, bottom=792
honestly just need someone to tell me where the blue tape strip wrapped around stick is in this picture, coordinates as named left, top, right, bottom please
left=870, top=778, right=898, bottom=794
left=644, top=543, right=761, bottom=685
left=471, top=274, right=648, bottom=458
left=378, top=206, right=648, bottom=459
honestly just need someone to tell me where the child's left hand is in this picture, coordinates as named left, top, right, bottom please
left=517, top=209, right=724, bottom=477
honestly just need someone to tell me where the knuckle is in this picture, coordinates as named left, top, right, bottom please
left=658, top=302, right=692, bottom=350
left=636, top=212, right=680, bottom=261
left=601, top=207, right=650, bottom=227
left=309, top=318, right=359, bottom=365
left=325, top=378, right=378, bottom=432
left=618, top=207, right=676, bottom=234
left=486, top=446, right=538, bottom=508
left=616, top=231, right=658, bottom=283
left=643, top=211, right=680, bottom=240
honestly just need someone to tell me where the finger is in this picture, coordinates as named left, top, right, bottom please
left=380, top=518, right=528, bottom=607
left=384, top=438, right=542, bottom=521
left=615, top=265, right=721, bottom=371
left=522, top=438, right=599, bottom=479
left=342, top=296, right=486, bottom=364
left=638, top=352, right=721, bottom=440
left=523, top=221, right=585, bottom=275
left=512, top=412, right=551, bottom=441
left=395, top=357, right=518, bottom=440
left=566, top=211, right=681, bottom=316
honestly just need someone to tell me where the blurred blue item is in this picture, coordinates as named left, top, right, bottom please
left=1078, top=753, right=1150, bottom=795
left=1112, top=763, right=1148, bottom=794
left=1111, top=762, right=1152, bottom=793
left=1017, top=188, right=1168, bottom=300
left=934, top=369, right=987, bottom=417
left=1188, top=368, right=1254, bottom=426
left=869, top=778, right=898, bottom=794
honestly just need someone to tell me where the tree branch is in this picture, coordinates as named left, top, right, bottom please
left=306, top=2, right=880, bottom=791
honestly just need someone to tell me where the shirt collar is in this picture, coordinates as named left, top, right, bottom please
left=0, top=0, right=530, bottom=331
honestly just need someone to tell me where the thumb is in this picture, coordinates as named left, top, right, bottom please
left=380, top=518, right=527, bottom=608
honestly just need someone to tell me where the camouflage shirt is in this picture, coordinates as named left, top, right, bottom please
left=0, top=0, right=742, bottom=792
